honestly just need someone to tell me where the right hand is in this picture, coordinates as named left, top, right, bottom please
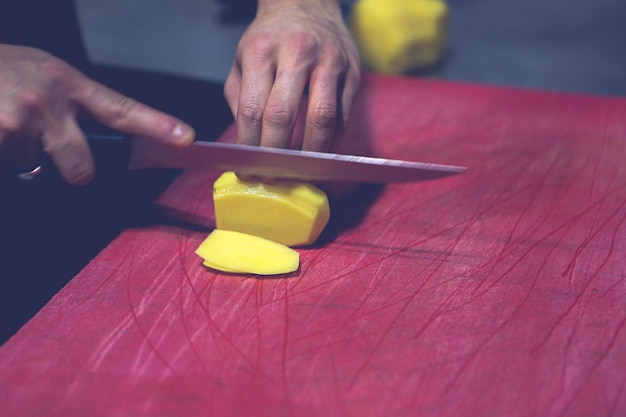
left=0, top=45, right=195, bottom=185
left=224, top=0, right=361, bottom=153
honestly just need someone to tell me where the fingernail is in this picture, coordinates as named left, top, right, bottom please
left=172, top=123, right=194, bottom=144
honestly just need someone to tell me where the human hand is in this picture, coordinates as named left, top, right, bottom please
left=224, top=0, right=361, bottom=152
left=0, top=45, right=195, bottom=185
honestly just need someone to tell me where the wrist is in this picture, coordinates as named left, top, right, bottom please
left=257, top=0, right=341, bottom=14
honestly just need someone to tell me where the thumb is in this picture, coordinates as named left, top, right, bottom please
left=77, top=81, right=195, bottom=146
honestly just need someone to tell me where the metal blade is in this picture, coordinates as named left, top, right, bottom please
left=129, top=137, right=466, bottom=183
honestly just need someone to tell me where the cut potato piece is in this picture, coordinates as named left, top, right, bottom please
left=213, top=171, right=330, bottom=247
left=202, top=260, right=243, bottom=274
left=195, top=229, right=299, bottom=275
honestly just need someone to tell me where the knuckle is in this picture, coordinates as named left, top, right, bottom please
left=38, top=58, right=71, bottom=81
left=288, top=33, right=319, bottom=64
left=247, top=33, right=278, bottom=60
left=107, top=94, right=140, bottom=123
left=291, top=32, right=317, bottom=52
left=308, top=101, right=337, bottom=130
left=38, top=56, right=82, bottom=92
left=263, top=102, right=295, bottom=130
left=0, top=113, right=21, bottom=135
left=14, top=87, right=48, bottom=115
left=239, top=102, right=265, bottom=127
left=65, top=161, right=94, bottom=185
left=324, top=46, right=348, bottom=68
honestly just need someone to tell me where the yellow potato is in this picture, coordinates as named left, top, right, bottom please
left=195, top=229, right=299, bottom=275
left=349, top=0, right=449, bottom=74
left=213, top=171, right=330, bottom=247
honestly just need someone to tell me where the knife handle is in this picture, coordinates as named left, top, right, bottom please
left=79, top=121, right=134, bottom=172
left=80, top=118, right=129, bottom=142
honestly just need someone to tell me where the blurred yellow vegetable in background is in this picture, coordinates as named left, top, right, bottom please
left=349, top=0, right=449, bottom=74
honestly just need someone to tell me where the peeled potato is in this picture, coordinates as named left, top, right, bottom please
left=349, top=0, right=449, bottom=74
left=195, top=229, right=299, bottom=275
left=213, top=171, right=330, bottom=247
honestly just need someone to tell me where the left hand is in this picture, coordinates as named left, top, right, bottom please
left=224, top=0, right=361, bottom=152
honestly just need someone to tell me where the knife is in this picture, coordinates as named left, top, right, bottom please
left=88, top=131, right=466, bottom=183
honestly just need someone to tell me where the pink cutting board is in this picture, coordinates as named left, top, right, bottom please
left=1, top=74, right=625, bottom=417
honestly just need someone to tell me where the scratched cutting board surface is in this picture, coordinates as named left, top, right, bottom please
left=1, top=74, right=625, bottom=417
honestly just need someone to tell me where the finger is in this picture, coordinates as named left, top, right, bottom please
left=235, top=45, right=276, bottom=147
left=260, top=66, right=309, bottom=149
left=337, top=64, right=361, bottom=138
left=301, top=70, right=339, bottom=152
left=76, top=81, right=195, bottom=146
left=224, top=64, right=242, bottom=118
left=42, top=118, right=95, bottom=186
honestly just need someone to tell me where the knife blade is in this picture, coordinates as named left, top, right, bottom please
left=126, top=136, right=466, bottom=183
left=85, top=130, right=465, bottom=183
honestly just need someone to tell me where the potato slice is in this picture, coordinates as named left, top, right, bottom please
left=201, top=260, right=243, bottom=274
left=195, top=229, right=299, bottom=275
left=213, top=171, right=330, bottom=247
